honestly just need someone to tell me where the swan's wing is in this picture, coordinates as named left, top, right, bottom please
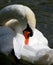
left=0, top=26, right=14, bottom=55
left=34, top=29, right=49, bottom=46
left=34, top=49, right=53, bottom=65
left=13, top=34, right=25, bottom=59
left=13, top=37, right=21, bottom=59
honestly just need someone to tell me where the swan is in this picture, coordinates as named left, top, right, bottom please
left=0, top=4, right=53, bottom=65
left=0, top=4, right=36, bottom=54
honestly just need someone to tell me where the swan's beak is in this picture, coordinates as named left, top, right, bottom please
left=23, top=31, right=30, bottom=45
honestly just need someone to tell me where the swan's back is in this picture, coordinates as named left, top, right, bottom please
left=0, top=26, right=14, bottom=54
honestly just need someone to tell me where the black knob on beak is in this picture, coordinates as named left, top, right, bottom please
left=23, top=24, right=33, bottom=37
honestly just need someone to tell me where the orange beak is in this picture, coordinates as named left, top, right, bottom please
left=23, top=31, right=30, bottom=45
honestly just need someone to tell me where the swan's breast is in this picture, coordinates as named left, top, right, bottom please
left=29, top=29, right=49, bottom=50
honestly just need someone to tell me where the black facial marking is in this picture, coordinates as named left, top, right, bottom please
left=23, top=24, right=33, bottom=37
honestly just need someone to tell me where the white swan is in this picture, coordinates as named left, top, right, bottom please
left=0, top=4, right=36, bottom=54
left=0, top=4, right=53, bottom=65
